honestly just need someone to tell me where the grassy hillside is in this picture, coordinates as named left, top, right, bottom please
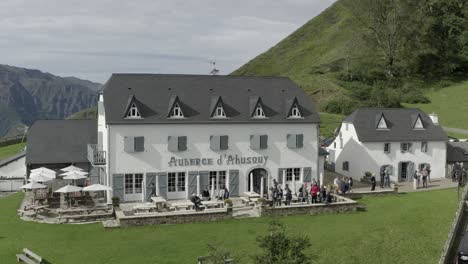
left=0, top=189, right=458, bottom=263
left=0, top=142, right=26, bottom=161
left=68, top=107, right=97, bottom=120
left=320, top=112, right=344, bottom=138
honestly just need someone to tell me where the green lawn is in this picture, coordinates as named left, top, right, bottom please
left=405, top=81, right=468, bottom=131
left=0, top=189, right=458, bottom=264
left=320, top=112, right=344, bottom=138
left=0, top=142, right=26, bottom=161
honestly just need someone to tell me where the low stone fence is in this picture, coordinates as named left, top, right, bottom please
left=258, top=195, right=359, bottom=217
left=347, top=189, right=396, bottom=200
left=115, top=207, right=233, bottom=228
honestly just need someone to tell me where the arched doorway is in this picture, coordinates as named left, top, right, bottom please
left=248, top=168, right=268, bottom=195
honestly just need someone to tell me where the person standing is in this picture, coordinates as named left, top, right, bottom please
left=277, top=185, right=283, bottom=206
left=379, top=168, right=385, bottom=188
left=333, top=177, right=340, bottom=194
left=370, top=173, right=376, bottom=191
left=310, top=183, right=319, bottom=204
left=384, top=168, right=391, bottom=188
left=302, top=183, right=309, bottom=203
left=348, top=177, right=354, bottom=193
left=422, top=167, right=428, bottom=188
left=412, top=170, right=418, bottom=190
left=284, top=184, right=292, bottom=205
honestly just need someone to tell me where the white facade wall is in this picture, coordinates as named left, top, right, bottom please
left=327, top=123, right=447, bottom=182
left=0, top=156, right=26, bottom=179
left=107, top=123, right=319, bottom=201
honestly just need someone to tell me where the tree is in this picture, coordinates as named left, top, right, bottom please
left=253, top=220, right=313, bottom=264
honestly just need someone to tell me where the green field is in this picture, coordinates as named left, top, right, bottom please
left=0, top=142, right=26, bottom=161
left=0, top=189, right=458, bottom=264
left=319, top=112, right=344, bottom=138
left=405, top=81, right=468, bottom=132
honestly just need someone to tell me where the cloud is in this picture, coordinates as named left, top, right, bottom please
left=0, top=0, right=336, bottom=82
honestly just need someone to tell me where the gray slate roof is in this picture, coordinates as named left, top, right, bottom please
left=343, top=108, right=447, bottom=142
left=102, top=74, right=320, bottom=124
left=26, top=120, right=97, bottom=164
left=0, top=150, right=25, bottom=167
left=447, top=142, right=468, bottom=163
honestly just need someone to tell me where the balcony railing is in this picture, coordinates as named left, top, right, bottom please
left=88, top=144, right=106, bottom=166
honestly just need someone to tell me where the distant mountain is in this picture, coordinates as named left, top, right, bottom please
left=0, top=64, right=100, bottom=138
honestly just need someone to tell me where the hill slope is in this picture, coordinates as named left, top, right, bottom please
left=0, top=64, right=101, bottom=138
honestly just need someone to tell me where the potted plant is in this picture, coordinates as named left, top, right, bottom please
left=224, top=199, right=233, bottom=213
left=393, top=183, right=399, bottom=193
left=111, top=196, right=120, bottom=206
left=256, top=197, right=266, bottom=206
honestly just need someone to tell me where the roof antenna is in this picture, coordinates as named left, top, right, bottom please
left=209, top=61, right=220, bottom=76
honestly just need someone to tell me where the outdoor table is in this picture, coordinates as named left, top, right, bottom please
left=133, top=204, right=157, bottom=213
left=151, top=196, right=168, bottom=210
left=244, top=191, right=261, bottom=200
left=168, top=200, right=193, bottom=211
left=202, top=200, right=224, bottom=208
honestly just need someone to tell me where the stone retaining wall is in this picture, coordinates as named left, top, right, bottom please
left=115, top=207, right=233, bottom=228
left=347, top=189, right=396, bottom=200
left=258, top=195, right=359, bottom=217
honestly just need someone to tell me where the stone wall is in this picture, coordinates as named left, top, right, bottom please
left=115, top=207, right=233, bottom=228
left=258, top=195, right=359, bottom=217
left=347, top=189, right=396, bottom=200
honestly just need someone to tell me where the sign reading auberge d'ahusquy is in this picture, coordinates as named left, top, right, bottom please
left=168, top=154, right=268, bottom=167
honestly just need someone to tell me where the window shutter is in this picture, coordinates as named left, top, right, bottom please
left=210, top=136, right=221, bottom=151
left=134, top=136, right=145, bottom=152
left=250, top=135, right=260, bottom=150
left=157, top=172, right=167, bottom=199
left=168, top=136, right=178, bottom=152
left=220, top=135, right=228, bottom=150
left=303, top=167, right=312, bottom=182
left=229, top=170, right=239, bottom=196
left=178, top=136, right=187, bottom=151
left=112, top=174, right=124, bottom=201
left=277, top=168, right=283, bottom=184
left=296, top=134, right=304, bottom=148
left=287, top=134, right=296, bottom=148
left=188, top=171, right=198, bottom=196
left=124, top=136, right=134, bottom=152
left=408, top=143, right=413, bottom=152
left=145, top=173, right=157, bottom=201
left=199, top=171, right=210, bottom=191
left=260, top=135, right=268, bottom=149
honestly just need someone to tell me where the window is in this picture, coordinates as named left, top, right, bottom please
left=286, top=168, right=301, bottom=181
left=170, top=103, right=184, bottom=118
left=168, top=172, right=186, bottom=192
left=209, top=171, right=227, bottom=190
left=287, top=134, right=304, bottom=149
left=414, top=116, right=424, bottom=129
left=345, top=123, right=349, bottom=131
left=377, top=116, right=388, bottom=129
left=209, top=171, right=217, bottom=190
left=342, top=161, right=349, bottom=171
left=400, top=143, right=412, bottom=153
left=384, top=143, right=391, bottom=153
left=168, top=136, right=187, bottom=152
left=421, top=142, right=428, bottom=153
left=213, top=104, right=226, bottom=118
left=124, top=173, right=143, bottom=194
left=253, top=104, right=266, bottom=118
left=289, top=104, right=302, bottom=118
left=250, top=135, right=268, bottom=150
left=210, top=135, right=228, bottom=151
left=126, top=103, right=141, bottom=118
left=124, top=136, right=145, bottom=152
left=333, top=142, right=336, bottom=149
left=219, top=171, right=226, bottom=189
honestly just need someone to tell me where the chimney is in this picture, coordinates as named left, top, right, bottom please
left=429, top=113, right=439, bottom=125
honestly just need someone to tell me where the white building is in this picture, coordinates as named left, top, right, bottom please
left=326, top=108, right=447, bottom=182
left=90, top=74, right=324, bottom=202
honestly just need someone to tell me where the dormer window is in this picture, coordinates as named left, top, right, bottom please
left=170, top=103, right=184, bottom=118
left=253, top=104, right=266, bottom=118
left=212, top=104, right=226, bottom=118
left=126, top=103, right=141, bottom=119
left=377, top=115, right=388, bottom=129
left=414, top=116, right=424, bottom=129
left=289, top=104, right=302, bottom=118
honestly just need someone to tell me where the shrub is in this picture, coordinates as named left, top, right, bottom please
left=111, top=196, right=120, bottom=206
left=325, top=97, right=360, bottom=115
left=364, top=171, right=373, bottom=177
left=401, top=90, right=430, bottom=104
left=224, top=199, right=233, bottom=207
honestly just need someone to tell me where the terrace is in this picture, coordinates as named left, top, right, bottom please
left=87, top=144, right=106, bottom=166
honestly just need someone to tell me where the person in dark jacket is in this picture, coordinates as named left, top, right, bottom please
left=284, top=184, right=292, bottom=205
left=379, top=168, right=385, bottom=188
left=223, top=187, right=230, bottom=200
left=370, top=174, right=376, bottom=191
left=202, top=188, right=210, bottom=201
left=190, top=194, right=203, bottom=211
left=320, top=186, right=327, bottom=203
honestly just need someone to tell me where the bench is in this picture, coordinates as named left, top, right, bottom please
left=240, top=197, right=250, bottom=204
left=16, top=248, right=43, bottom=264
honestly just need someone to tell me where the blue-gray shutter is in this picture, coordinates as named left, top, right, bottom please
left=145, top=173, right=157, bottom=201
left=188, top=171, right=198, bottom=196
left=398, top=162, right=402, bottom=182
left=112, top=174, right=124, bottom=201
left=260, top=135, right=268, bottom=149
left=135, top=136, right=145, bottom=152
left=250, top=135, right=260, bottom=150
left=287, top=134, right=296, bottom=149
left=168, top=136, right=177, bottom=152
left=277, top=168, right=284, bottom=184
left=178, top=136, right=187, bottom=151
left=158, top=172, right=167, bottom=199
left=124, top=136, right=134, bottom=152
left=210, top=136, right=220, bottom=151
left=296, top=134, right=304, bottom=148
left=229, top=170, right=239, bottom=196
left=220, top=135, right=228, bottom=150
left=303, top=167, right=312, bottom=182
left=199, top=171, right=209, bottom=191
left=408, top=143, right=413, bottom=152
left=407, top=162, right=414, bottom=181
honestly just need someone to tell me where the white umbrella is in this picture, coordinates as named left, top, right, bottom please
left=29, top=174, right=53, bottom=183
left=82, top=184, right=112, bottom=192
left=55, top=184, right=83, bottom=193
left=31, top=169, right=56, bottom=179
left=21, top=182, right=47, bottom=189
left=61, top=165, right=84, bottom=172
left=60, top=170, right=88, bottom=176
left=63, top=171, right=88, bottom=181
left=31, top=167, right=55, bottom=174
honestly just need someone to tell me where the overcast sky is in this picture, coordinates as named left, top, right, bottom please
left=0, top=0, right=336, bottom=83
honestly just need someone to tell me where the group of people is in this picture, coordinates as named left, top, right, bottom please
left=269, top=179, right=334, bottom=206
left=333, top=176, right=353, bottom=194
left=190, top=186, right=230, bottom=211
left=412, top=165, right=431, bottom=189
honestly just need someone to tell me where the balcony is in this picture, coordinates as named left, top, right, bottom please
left=88, top=144, right=106, bottom=166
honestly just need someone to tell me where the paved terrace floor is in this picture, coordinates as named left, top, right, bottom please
left=352, top=178, right=458, bottom=193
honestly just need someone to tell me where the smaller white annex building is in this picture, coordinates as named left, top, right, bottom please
left=326, top=108, right=447, bottom=182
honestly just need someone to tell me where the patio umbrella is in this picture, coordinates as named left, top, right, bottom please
left=55, top=185, right=83, bottom=207
left=29, top=174, right=53, bottom=183
left=61, top=165, right=84, bottom=172
left=31, top=167, right=56, bottom=174
left=21, top=182, right=48, bottom=205
left=82, top=184, right=112, bottom=192
left=63, top=171, right=88, bottom=185
left=60, top=170, right=88, bottom=176
left=31, top=169, right=56, bottom=179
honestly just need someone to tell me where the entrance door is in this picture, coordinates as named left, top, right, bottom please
left=400, top=163, right=408, bottom=181
left=248, top=168, right=268, bottom=195
left=124, top=173, right=143, bottom=201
